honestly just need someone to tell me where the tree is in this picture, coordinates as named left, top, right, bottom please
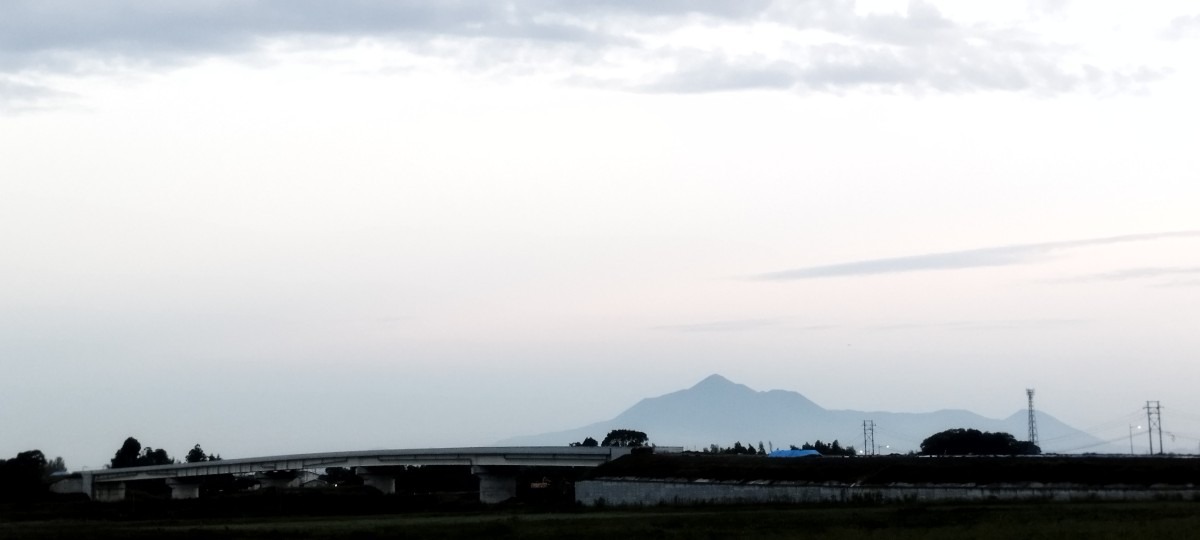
left=0, top=450, right=56, bottom=501
left=570, top=437, right=600, bottom=447
left=320, top=467, right=364, bottom=487
left=186, top=444, right=208, bottom=463
left=601, top=429, right=649, bottom=448
left=920, top=428, right=1041, bottom=456
left=109, top=437, right=175, bottom=468
left=139, top=447, right=174, bottom=466
left=45, top=456, right=67, bottom=475
left=796, top=440, right=857, bottom=457
left=111, top=437, right=142, bottom=469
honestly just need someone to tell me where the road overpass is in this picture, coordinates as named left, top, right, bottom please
left=56, top=446, right=636, bottom=503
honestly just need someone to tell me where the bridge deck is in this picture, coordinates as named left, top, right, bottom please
left=82, top=446, right=633, bottom=483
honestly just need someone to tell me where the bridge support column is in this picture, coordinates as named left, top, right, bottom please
left=472, top=466, right=517, bottom=504
left=355, top=467, right=396, bottom=495
left=94, top=481, right=127, bottom=502
left=166, top=479, right=201, bottom=499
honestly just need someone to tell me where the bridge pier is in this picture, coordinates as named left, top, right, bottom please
left=166, top=479, right=201, bottom=499
left=94, top=481, right=127, bottom=502
left=165, top=480, right=200, bottom=499
left=355, top=467, right=396, bottom=494
left=472, top=466, right=517, bottom=504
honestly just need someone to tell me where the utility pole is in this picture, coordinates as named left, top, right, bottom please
left=862, top=420, right=876, bottom=456
left=1145, top=401, right=1163, bottom=455
left=1026, top=389, right=1038, bottom=446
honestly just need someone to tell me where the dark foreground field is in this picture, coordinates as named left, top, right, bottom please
left=591, top=453, right=1200, bottom=485
left=4, top=501, right=1200, bottom=539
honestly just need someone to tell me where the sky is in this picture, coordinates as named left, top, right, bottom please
left=2, top=0, right=1199, bottom=469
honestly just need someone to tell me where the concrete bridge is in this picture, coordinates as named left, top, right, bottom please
left=56, top=446, right=635, bottom=503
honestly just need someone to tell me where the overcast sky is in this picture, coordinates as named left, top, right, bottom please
left=3, top=1, right=1199, bottom=468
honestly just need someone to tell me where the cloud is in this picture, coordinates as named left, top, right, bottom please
left=0, top=77, right=73, bottom=113
left=0, top=0, right=1170, bottom=96
left=653, top=318, right=783, bottom=333
left=1066, top=266, right=1200, bottom=282
left=653, top=318, right=835, bottom=333
left=1047, top=266, right=1200, bottom=288
left=754, top=231, right=1200, bottom=280
left=639, top=56, right=799, bottom=93
left=1163, top=14, right=1200, bottom=40
left=1152, top=279, right=1200, bottom=288
left=868, top=318, right=1088, bottom=331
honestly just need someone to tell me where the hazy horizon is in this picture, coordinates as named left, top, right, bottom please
left=3, top=1, right=1199, bottom=470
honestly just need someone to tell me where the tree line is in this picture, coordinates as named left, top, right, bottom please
left=570, top=429, right=650, bottom=448
left=697, top=439, right=858, bottom=456
left=584, top=428, right=1038, bottom=457
left=108, top=437, right=222, bottom=468
left=0, top=450, right=66, bottom=502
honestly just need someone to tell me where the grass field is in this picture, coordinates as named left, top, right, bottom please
left=4, top=501, right=1200, bottom=539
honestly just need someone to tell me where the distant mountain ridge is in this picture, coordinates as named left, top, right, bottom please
left=498, top=374, right=1117, bottom=454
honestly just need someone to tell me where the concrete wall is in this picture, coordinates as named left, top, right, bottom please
left=49, top=477, right=85, bottom=496
left=576, top=479, right=1200, bottom=506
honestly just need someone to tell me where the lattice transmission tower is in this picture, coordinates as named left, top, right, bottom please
left=1027, top=389, right=1038, bottom=446
left=1146, top=401, right=1163, bottom=455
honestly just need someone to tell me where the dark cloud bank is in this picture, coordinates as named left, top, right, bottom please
left=0, top=0, right=1166, bottom=98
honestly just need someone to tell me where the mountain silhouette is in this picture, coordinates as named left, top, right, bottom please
left=498, top=374, right=1115, bottom=454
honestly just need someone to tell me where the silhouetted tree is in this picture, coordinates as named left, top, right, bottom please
left=920, top=428, right=1041, bottom=456
left=110, top=437, right=176, bottom=468
left=601, top=429, right=649, bottom=448
left=186, top=444, right=208, bottom=463
left=797, top=440, right=857, bottom=456
left=139, top=447, right=174, bottom=466
left=111, top=437, right=142, bottom=468
left=45, top=456, right=66, bottom=475
left=569, top=437, right=600, bottom=447
left=0, top=450, right=54, bottom=501
left=320, top=467, right=364, bottom=487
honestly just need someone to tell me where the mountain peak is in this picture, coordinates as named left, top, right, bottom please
left=692, top=374, right=738, bottom=390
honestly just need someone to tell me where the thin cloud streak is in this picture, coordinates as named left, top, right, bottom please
left=652, top=319, right=836, bottom=333
left=867, top=319, right=1089, bottom=332
left=653, top=318, right=783, bottom=333
left=754, top=231, right=1200, bottom=280
left=1056, top=266, right=1200, bottom=283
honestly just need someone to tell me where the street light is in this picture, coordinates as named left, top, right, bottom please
left=1129, top=425, right=1142, bottom=455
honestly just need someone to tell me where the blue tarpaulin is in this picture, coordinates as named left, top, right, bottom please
left=767, top=449, right=821, bottom=458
